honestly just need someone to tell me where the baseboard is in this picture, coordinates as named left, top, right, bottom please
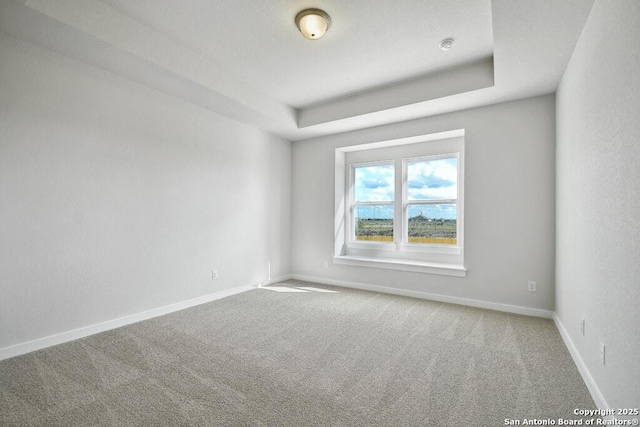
left=0, top=278, right=286, bottom=361
left=553, top=313, right=612, bottom=414
left=291, top=274, right=554, bottom=319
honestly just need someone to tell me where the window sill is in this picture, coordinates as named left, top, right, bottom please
left=332, top=255, right=467, bottom=277
left=346, top=240, right=462, bottom=255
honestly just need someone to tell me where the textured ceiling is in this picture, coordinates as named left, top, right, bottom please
left=99, top=0, right=494, bottom=108
left=0, top=0, right=595, bottom=140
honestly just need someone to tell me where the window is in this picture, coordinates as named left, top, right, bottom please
left=334, top=130, right=465, bottom=276
left=352, top=162, right=394, bottom=242
left=405, top=155, right=458, bottom=246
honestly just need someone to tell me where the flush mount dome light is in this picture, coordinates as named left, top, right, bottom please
left=295, top=8, right=331, bottom=40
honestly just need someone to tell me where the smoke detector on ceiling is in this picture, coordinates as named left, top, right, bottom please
left=439, top=38, right=454, bottom=51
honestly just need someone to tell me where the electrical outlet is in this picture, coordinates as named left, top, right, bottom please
left=528, top=281, right=537, bottom=292
left=212, top=270, right=218, bottom=280
left=323, top=260, right=329, bottom=268
left=600, top=342, right=606, bottom=365
left=581, top=318, right=585, bottom=336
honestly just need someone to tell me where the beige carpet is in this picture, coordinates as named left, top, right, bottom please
left=0, top=280, right=596, bottom=426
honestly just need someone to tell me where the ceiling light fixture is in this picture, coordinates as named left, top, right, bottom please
left=439, top=38, right=454, bottom=51
left=295, top=8, right=331, bottom=40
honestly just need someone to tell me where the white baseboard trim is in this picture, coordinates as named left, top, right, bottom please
left=553, top=313, right=611, bottom=413
left=0, top=277, right=292, bottom=362
left=291, top=274, right=554, bottom=319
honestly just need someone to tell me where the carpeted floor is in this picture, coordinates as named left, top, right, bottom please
left=0, top=280, right=596, bottom=426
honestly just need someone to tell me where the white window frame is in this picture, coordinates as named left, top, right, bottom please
left=401, top=153, right=460, bottom=253
left=334, top=130, right=466, bottom=277
left=349, top=160, right=396, bottom=250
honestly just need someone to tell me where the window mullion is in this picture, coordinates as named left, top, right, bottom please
left=399, top=158, right=407, bottom=246
left=406, top=199, right=457, bottom=206
left=393, top=159, right=402, bottom=249
left=354, top=201, right=394, bottom=206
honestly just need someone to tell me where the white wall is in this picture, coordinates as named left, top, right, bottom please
left=292, top=95, right=556, bottom=313
left=556, top=0, right=640, bottom=410
left=0, top=34, right=291, bottom=350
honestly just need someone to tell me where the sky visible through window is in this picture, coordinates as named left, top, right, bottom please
left=354, top=158, right=457, bottom=219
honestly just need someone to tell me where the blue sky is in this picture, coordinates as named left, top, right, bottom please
left=354, top=158, right=457, bottom=219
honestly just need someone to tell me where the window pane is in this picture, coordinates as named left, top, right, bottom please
left=407, top=157, right=457, bottom=201
left=355, top=205, right=393, bottom=242
left=354, top=164, right=394, bottom=202
left=407, top=204, right=457, bottom=245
